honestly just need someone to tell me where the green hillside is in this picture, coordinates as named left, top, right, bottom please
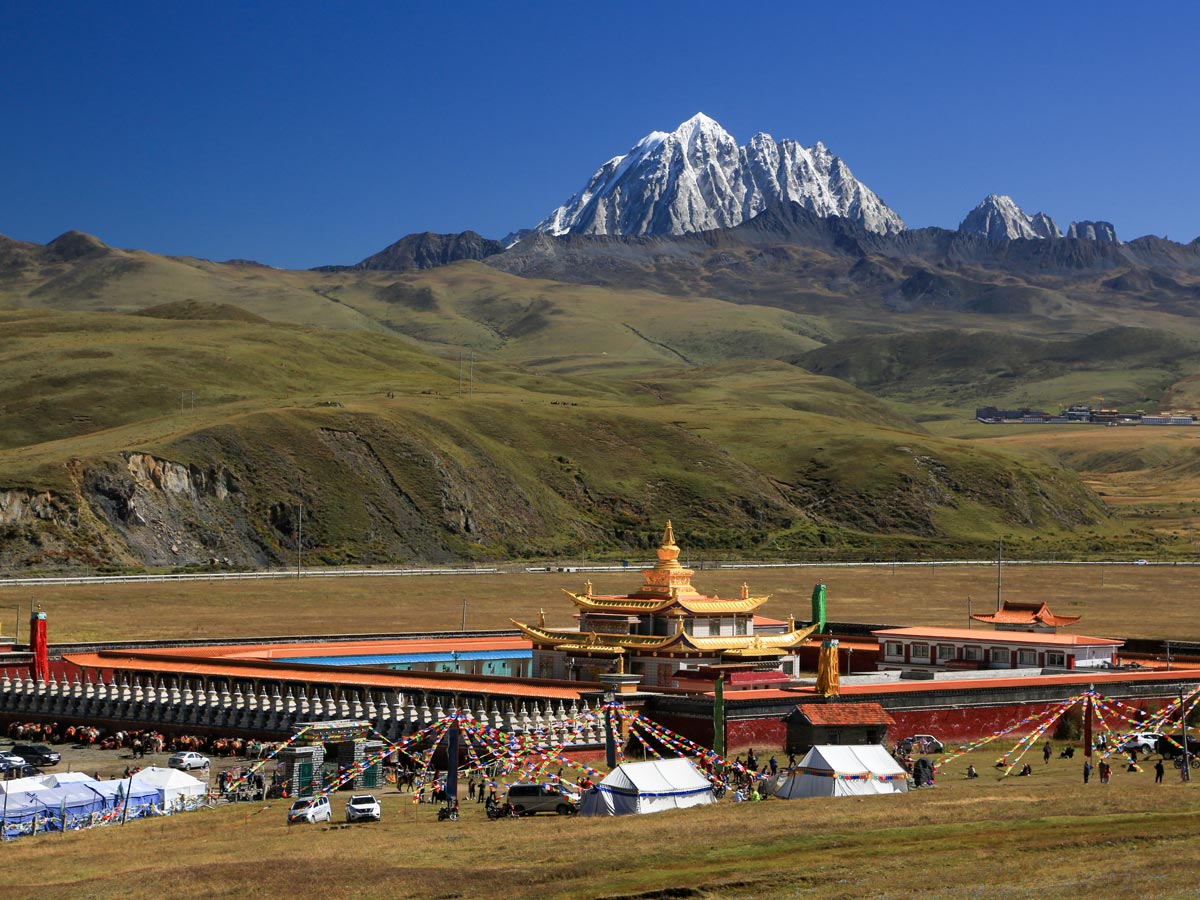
left=0, top=305, right=1115, bottom=571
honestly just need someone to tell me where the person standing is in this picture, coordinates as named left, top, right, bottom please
left=1043, top=742, right=1052, bottom=764
left=1083, top=760, right=1091, bottom=784
left=1155, top=759, right=1165, bottom=783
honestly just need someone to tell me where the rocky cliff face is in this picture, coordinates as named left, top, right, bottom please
left=1067, top=220, right=1119, bottom=242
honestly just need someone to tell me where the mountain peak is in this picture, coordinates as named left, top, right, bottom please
left=959, top=195, right=1060, bottom=241
left=531, top=116, right=904, bottom=238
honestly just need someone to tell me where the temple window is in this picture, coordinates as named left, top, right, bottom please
left=884, top=641, right=903, bottom=659
left=962, top=645, right=983, bottom=661
left=735, top=617, right=748, bottom=636
left=911, top=643, right=930, bottom=662
left=936, top=645, right=956, bottom=663
left=1017, top=649, right=1038, bottom=667
left=1047, top=651, right=1066, bottom=667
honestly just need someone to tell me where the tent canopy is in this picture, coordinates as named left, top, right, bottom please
left=579, top=758, right=714, bottom=817
left=131, top=767, right=206, bottom=806
left=774, top=744, right=908, bottom=799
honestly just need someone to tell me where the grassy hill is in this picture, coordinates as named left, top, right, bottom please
left=0, top=303, right=1114, bottom=570
left=10, top=229, right=1200, bottom=569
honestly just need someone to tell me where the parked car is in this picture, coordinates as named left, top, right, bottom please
left=12, top=744, right=60, bottom=767
left=345, top=794, right=381, bottom=823
left=1157, top=733, right=1195, bottom=759
left=900, top=735, right=944, bottom=754
left=0, top=752, right=27, bottom=771
left=167, top=751, right=211, bottom=771
left=1118, top=732, right=1163, bottom=755
left=505, top=783, right=579, bottom=816
left=287, top=794, right=331, bottom=824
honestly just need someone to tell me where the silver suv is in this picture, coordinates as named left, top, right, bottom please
left=505, top=783, right=579, bottom=816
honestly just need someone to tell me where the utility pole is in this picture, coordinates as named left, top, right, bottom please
left=1180, top=688, right=1191, bottom=782
left=460, top=599, right=467, bottom=632
left=296, top=501, right=303, bottom=579
left=967, top=593, right=972, bottom=630
left=996, top=537, right=1003, bottom=611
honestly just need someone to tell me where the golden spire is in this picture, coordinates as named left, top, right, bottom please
left=538, top=608, right=546, bottom=627
left=658, top=520, right=680, bottom=563
left=787, top=613, right=795, bottom=631
left=674, top=612, right=685, bottom=634
left=585, top=580, right=593, bottom=597
left=740, top=583, right=749, bottom=600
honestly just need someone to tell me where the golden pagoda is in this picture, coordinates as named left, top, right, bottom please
left=513, top=521, right=816, bottom=686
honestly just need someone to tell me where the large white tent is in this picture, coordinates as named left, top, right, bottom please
left=130, top=767, right=206, bottom=808
left=773, top=745, right=909, bottom=798
left=578, top=758, right=715, bottom=817
left=0, top=774, right=53, bottom=794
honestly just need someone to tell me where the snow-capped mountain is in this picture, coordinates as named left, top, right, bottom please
left=959, top=194, right=1062, bottom=240
left=533, top=113, right=905, bottom=238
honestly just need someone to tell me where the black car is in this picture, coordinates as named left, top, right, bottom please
left=11, top=744, right=61, bottom=766
left=1157, top=734, right=1196, bottom=759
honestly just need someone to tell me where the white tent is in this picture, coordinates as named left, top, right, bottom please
left=0, top=775, right=54, bottom=794
left=46, top=772, right=97, bottom=787
left=578, top=758, right=715, bottom=817
left=773, top=745, right=908, bottom=798
left=130, top=767, right=206, bottom=808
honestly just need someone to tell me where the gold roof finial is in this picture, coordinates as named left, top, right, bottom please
left=788, top=613, right=795, bottom=631
left=658, top=520, right=680, bottom=563
left=674, top=612, right=686, bottom=634
left=585, top=580, right=593, bottom=597
left=740, top=583, right=749, bottom=600
left=538, top=608, right=546, bottom=627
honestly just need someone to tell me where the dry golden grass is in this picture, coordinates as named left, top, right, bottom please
left=1, top=747, right=1197, bottom=899
left=7, top=563, right=1199, bottom=644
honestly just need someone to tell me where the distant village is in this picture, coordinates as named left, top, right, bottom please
left=976, top=404, right=1197, bottom=426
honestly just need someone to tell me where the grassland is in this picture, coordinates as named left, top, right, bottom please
left=7, top=563, right=1200, bottom=644
left=0, top=736, right=1197, bottom=899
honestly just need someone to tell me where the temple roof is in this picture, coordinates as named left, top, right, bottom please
left=563, top=521, right=768, bottom=615
left=511, top=619, right=816, bottom=656
left=970, top=601, right=1081, bottom=627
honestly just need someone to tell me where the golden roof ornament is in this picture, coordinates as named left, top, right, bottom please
left=740, top=583, right=749, bottom=600
left=788, top=613, right=795, bottom=631
left=585, top=580, right=593, bottom=597
left=538, top=608, right=546, bottom=627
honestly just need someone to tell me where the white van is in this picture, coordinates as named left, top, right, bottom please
left=287, top=794, right=332, bottom=824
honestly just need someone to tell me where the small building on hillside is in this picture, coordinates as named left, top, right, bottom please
left=873, top=626, right=1122, bottom=673
left=783, top=703, right=896, bottom=755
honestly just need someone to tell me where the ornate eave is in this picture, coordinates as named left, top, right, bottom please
left=682, top=625, right=817, bottom=653
left=564, top=590, right=768, bottom=616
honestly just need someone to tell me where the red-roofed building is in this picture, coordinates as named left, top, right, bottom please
left=970, top=600, right=1081, bottom=632
left=874, top=626, right=1122, bottom=673
left=783, top=702, right=896, bottom=754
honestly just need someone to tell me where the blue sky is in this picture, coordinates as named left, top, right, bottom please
left=2, top=1, right=1197, bottom=268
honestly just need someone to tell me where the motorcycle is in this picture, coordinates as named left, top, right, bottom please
left=485, top=800, right=519, bottom=820
left=437, top=804, right=460, bottom=822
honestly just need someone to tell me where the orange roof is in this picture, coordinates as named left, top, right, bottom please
left=872, top=627, right=1122, bottom=647
left=792, top=702, right=895, bottom=727
left=122, top=635, right=532, bottom=662
left=836, top=666, right=1200, bottom=696
left=753, top=615, right=787, bottom=626
left=63, top=651, right=586, bottom=700
left=970, top=601, right=1080, bottom=627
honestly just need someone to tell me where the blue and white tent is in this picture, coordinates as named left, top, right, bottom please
left=578, top=758, right=715, bottom=817
left=32, top=784, right=106, bottom=831
left=0, top=792, right=51, bottom=837
left=91, top=779, right=160, bottom=819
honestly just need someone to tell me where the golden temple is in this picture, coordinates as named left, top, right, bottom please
left=513, top=521, right=816, bottom=686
